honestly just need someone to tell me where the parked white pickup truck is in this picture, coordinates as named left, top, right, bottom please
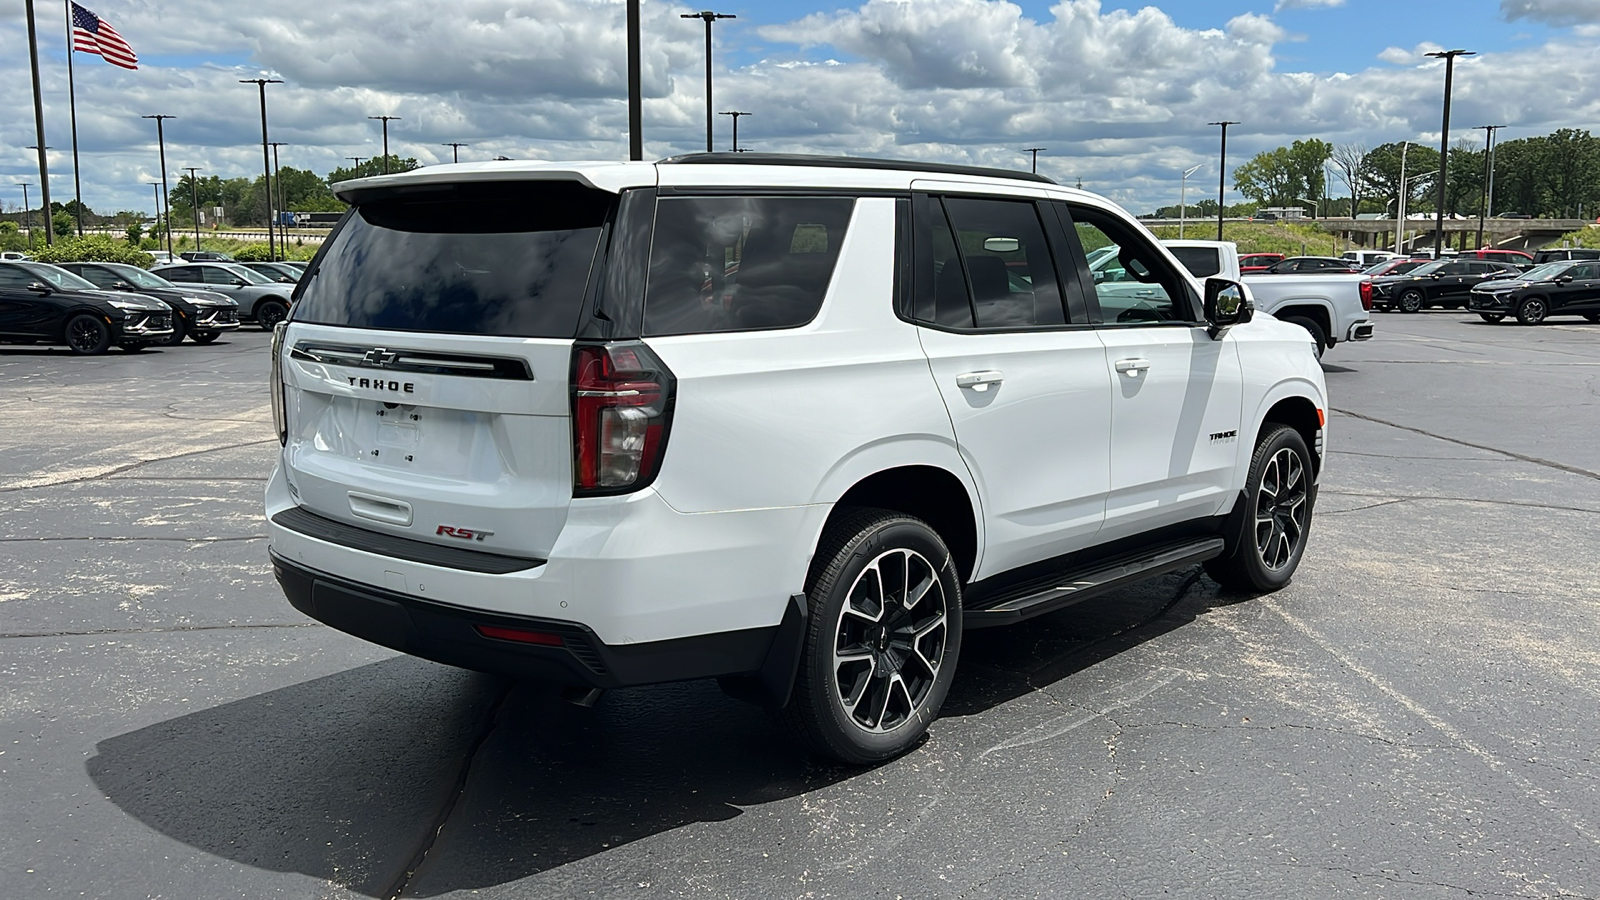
left=1162, top=239, right=1375, bottom=358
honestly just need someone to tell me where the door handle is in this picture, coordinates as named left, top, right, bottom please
left=1114, top=358, right=1151, bottom=376
left=956, top=370, right=1004, bottom=392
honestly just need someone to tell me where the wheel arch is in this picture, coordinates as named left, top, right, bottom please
left=821, top=465, right=980, bottom=584
left=1271, top=303, right=1334, bottom=346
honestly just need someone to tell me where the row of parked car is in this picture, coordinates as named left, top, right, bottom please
left=0, top=252, right=303, bottom=354
left=1230, top=246, right=1600, bottom=325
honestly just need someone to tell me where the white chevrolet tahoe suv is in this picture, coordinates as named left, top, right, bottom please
left=266, top=154, right=1327, bottom=763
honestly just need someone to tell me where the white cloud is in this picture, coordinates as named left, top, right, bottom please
left=1274, top=0, right=1345, bottom=11
left=1377, top=41, right=1445, bottom=65
left=4, top=0, right=1600, bottom=218
left=1502, top=0, right=1600, bottom=26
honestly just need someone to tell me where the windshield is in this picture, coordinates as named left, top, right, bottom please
left=1408, top=261, right=1446, bottom=276
left=1520, top=262, right=1572, bottom=281
left=22, top=263, right=99, bottom=291
left=106, top=264, right=177, bottom=289
left=223, top=264, right=272, bottom=285
left=293, top=181, right=612, bottom=337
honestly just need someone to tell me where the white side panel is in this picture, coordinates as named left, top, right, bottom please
left=918, top=327, right=1112, bottom=578
left=645, top=198, right=962, bottom=517
left=1097, top=326, right=1243, bottom=540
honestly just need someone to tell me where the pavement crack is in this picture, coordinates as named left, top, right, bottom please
left=386, top=679, right=513, bottom=900
left=1330, top=407, right=1600, bottom=482
left=0, top=535, right=265, bottom=543
left=1321, top=498, right=1411, bottom=515
left=1318, top=489, right=1600, bottom=516
left=0, top=622, right=319, bottom=639
left=0, top=438, right=278, bottom=493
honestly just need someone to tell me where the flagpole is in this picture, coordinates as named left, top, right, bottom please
left=64, top=0, right=84, bottom=236
left=25, top=0, right=53, bottom=247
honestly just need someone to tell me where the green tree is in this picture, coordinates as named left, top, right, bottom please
left=30, top=234, right=155, bottom=267
left=1232, top=139, right=1332, bottom=210
left=52, top=210, right=74, bottom=237
left=1362, top=142, right=1440, bottom=215
left=327, top=156, right=420, bottom=184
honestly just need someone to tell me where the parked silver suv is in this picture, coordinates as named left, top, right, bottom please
left=266, top=154, right=1328, bottom=763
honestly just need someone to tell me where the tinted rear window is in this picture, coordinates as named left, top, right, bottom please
left=643, top=196, right=855, bottom=336
left=293, top=182, right=611, bottom=337
left=1169, top=246, right=1222, bottom=278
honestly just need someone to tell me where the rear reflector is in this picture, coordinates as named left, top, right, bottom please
left=1358, top=279, right=1373, bottom=311
left=475, top=625, right=564, bottom=646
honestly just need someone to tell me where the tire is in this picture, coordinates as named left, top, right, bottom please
left=254, top=300, right=289, bottom=331
left=781, top=508, right=962, bottom=765
left=1515, top=296, right=1548, bottom=326
left=1281, top=315, right=1328, bottom=361
left=117, top=342, right=148, bottom=353
left=1478, top=313, right=1505, bottom=323
left=1397, top=290, right=1425, bottom=314
left=1204, top=425, right=1315, bottom=593
left=158, top=316, right=186, bottom=347
left=64, top=314, right=111, bottom=355
left=191, top=331, right=220, bottom=344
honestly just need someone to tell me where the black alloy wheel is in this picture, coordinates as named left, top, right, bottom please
left=1516, top=297, right=1548, bottom=325
left=64, top=314, right=111, bottom=355
left=1205, top=425, right=1315, bottom=592
left=255, top=300, right=289, bottom=331
left=1479, top=313, right=1505, bottom=323
left=782, top=508, right=962, bottom=765
left=1397, top=289, right=1425, bottom=314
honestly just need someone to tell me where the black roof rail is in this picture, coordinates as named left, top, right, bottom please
left=657, top=152, right=1056, bottom=185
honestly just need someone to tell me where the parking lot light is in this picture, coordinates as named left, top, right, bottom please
left=1425, top=49, right=1475, bottom=258
left=1208, top=121, right=1240, bottom=240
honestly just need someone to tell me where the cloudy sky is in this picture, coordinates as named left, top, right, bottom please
left=3, top=0, right=1599, bottom=217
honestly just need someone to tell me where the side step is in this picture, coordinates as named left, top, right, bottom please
left=963, top=537, right=1226, bottom=629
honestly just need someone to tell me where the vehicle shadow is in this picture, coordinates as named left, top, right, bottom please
left=86, top=569, right=1241, bottom=896
left=1319, top=363, right=1357, bottom=374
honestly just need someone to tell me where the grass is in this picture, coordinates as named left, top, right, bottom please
left=170, top=234, right=325, bottom=261
left=1144, top=221, right=1348, bottom=257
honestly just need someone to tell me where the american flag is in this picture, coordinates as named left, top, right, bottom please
left=71, top=2, right=138, bottom=70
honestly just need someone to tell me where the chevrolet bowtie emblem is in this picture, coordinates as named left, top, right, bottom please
left=362, top=348, right=399, bottom=367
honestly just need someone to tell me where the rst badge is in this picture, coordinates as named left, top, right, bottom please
left=437, top=525, right=495, bottom=542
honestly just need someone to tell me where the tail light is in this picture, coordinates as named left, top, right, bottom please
left=1358, top=279, right=1373, bottom=311
left=270, top=322, right=288, bottom=445
left=571, top=342, right=675, bottom=495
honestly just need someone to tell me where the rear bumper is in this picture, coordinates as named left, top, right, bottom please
left=1347, top=321, right=1375, bottom=342
left=271, top=552, right=789, bottom=688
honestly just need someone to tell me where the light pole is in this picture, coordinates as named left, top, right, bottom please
left=719, top=111, right=751, bottom=151
left=1208, top=121, right=1239, bottom=240
left=1024, top=147, right=1046, bottom=174
left=1475, top=124, right=1504, bottom=249
left=268, top=142, right=287, bottom=243
left=26, top=146, right=53, bottom=242
left=346, top=157, right=367, bottom=174
left=1294, top=197, right=1320, bottom=219
left=628, top=0, right=642, bottom=161
left=1393, top=141, right=1410, bottom=254
left=681, top=10, right=736, bottom=153
left=25, top=0, right=53, bottom=246
left=184, top=166, right=202, bottom=253
left=442, top=142, right=469, bottom=164
left=17, top=183, right=33, bottom=246
left=145, top=182, right=160, bottom=245
left=1425, top=49, right=1474, bottom=257
left=368, top=116, right=401, bottom=174
left=1179, top=164, right=1202, bottom=238
left=141, top=115, right=176, bottom=255
left=240, top=78, right=283, bottom=259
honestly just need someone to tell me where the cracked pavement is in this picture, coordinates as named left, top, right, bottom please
left=3, top=316, right=1599, bottom=898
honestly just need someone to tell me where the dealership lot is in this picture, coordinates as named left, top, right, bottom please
left=2, top=318, right=1598, bottom=899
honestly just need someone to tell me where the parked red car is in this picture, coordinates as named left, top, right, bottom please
left=1240, top=253, right=1285, bottom=274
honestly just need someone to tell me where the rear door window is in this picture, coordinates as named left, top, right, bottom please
left=642, top=196, right=854, bottom=335
left=292, top=181, right=612, bottom=337
left=1168, top=246, right=1222, bottom=279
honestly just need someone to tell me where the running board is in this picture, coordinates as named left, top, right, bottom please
left=963, top=537, right=1226, bottom=629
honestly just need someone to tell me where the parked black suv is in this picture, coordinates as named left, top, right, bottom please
left=55, top=262, right=241, bottom=345
left=1468, top=260, right=1600, bottom=325
left=0, top=261, right=173, bottom=353
left=1369, top=259, right=1523, bottom=312
left=1531, top=247, right=1600, bottom=265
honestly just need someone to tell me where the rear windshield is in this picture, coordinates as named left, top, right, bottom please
left=1168, top=246, right=1222, bottom=278
left=643, top=196, right=855, bottom=336
left=293, top=182, right=612, bottom=337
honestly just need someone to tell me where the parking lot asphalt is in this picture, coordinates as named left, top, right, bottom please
left=2, top=316, right=1598, bottom=899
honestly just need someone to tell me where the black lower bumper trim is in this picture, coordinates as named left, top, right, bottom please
left=272, top=505, right=543, bottom=574
left=270, top=552, right=780, bottom=689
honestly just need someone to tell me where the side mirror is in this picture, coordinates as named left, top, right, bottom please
left=1204, top=278, right=1252, bottom=338
left=112, top=281, right=132, bottom=290
left=26, top=281, right=52, bottom=295
left=232, top=278, right=247, bottom=286
left=1557, top=274, right=1575, bottom=284
left=278, top=276, right=295, bottom=283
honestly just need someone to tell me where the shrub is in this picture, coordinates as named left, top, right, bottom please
left=231, top=243, right=275, bottom=262
left=30, top=234, right=155, bottom=268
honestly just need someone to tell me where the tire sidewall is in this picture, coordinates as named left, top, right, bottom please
left=1517, top=297, right=1547, bottom=325
left=256, top=300, right=288, bottom=331
left=158, top=316, right=186, bottom=347
left=804, top=516, right=963, bottom=763
left=1399, top=290, right=1423, bottom=313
